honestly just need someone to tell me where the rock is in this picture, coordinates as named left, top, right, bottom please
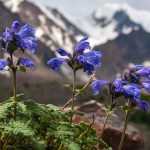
left=73, top=100, right=144, bottom=150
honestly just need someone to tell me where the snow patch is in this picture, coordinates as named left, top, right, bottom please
left=28, top=0, right=67, bottom=30
left=96, top=3, right=150, bottom=33
left=143, top=61, right=150, bottom=67
left=35, top=27, right=44, bottom=38
left=0, top=0, right=23, bottom=12
left=122, top=27, right=132, bottom=34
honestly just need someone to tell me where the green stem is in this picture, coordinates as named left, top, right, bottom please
left=100, top=94, right=114, bottom=138
left=58, top=143, right=63, bottom=150
left=100, top=111, right=110, bottom=137
left=70, top=69, right=76, bottom=123
left=78, top=114, right=95, bottom=139
left=63, top=74, right=95, bottom=109
left=12, top=68, right=17, bottom=120
left=118, top=107, right=130, bottom=150
left=10, top=54, right=17, bottom=120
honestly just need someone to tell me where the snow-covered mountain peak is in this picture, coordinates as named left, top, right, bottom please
left=94, top=3, right=150, bottom=33
left=75, top=2, right=150, bottom=46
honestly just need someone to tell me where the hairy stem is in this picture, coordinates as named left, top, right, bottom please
left=63, top=74, right=95, bottom=109
left=10, top=54, right=17, bottom=120
left=12, top=68, right=17, bottom=120
left=100, top=111, right=110, bottom=137
left=70, top=69, right=76, bottom=122
left=118, top=105, right=130, bottom=150
left=100, top=94, right=114, bottom=138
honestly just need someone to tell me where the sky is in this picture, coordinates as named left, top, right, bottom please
left=36, top=0, right=150, bottom=18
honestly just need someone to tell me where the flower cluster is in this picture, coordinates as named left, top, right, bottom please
left=47, top=37, right=102, bottom=75
left=91, top=65, right=150, bottom=111
left=0, top=20, right=37, bottom=70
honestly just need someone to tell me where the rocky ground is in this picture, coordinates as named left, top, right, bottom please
left=72, top=100, right=145, bottom=150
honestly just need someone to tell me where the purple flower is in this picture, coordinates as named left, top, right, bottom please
left=19, top=58, right=34, bottom=68
left=112, top=79, right=124, bottom=93
left=83, top=63, right=95, bottom=75
left=133, top=65, right=144, bottom=71
left=2, top=27, right=13, bottom=42
left=91, top=80, right=108, bottom=95
left=142, top=81, right=150, bottom=92
left=123, top=84, right=141, bottom=100
left=137, top=100, right=150, bottom=112
left=2, top=20, right=37, bottom=54
left=75, top=36, right=90, bottom=53
left=47, top=57, right=65, bottom=71
left=47, top=37, right=102, bottom=74
left=77, top=50, right=102, bottom=74
left=11, top=20, right=20, bottom=32
left=0, top=59, right=8, bottom=70
left=136, top=67, right=150, bottom=77
left=77, top=55, right=85, bottom=64
left=83, top=51, right=102, bottom=67
left=56, top=48, right=69, bottom=56
left=16, top=24, right=37, bottom=53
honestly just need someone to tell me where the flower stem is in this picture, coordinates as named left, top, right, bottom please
left=100, top=94, right=114, bottom=138
left=12, top=68, right=17, bottom=120
left=78, top=114, right=95, bottom=139
left=10, top=54, right=17, bottom=120
left=63, top=74, right=95, bottom=109
left=118, top=106, right=130, bottom=150
left=100, top=111, right=110, bottom=137
left=70, top=69, right=76, bottom=123
left=58, top=143, right=63, bottom=150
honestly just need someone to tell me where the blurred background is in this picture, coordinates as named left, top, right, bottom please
left=0, top=0, right=150, bottom=149
left=0, top=0, right=150, bottom=104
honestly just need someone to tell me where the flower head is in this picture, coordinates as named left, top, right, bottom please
left=123, top=84, right=141, bottom=100
left=56, top=48, right=70, bottom=57
left=137, top=100, right=150, bottom=111
left=47, top=57, right=65, bottom=71
left=77, top=51, right=102, bottom=74
left=47, top=37, right=102, bottom=74
left=142, top=81, right=150, bottom=92
left=1, top=20, right=37, bottom=54
left=2, top=28, right=13, bottom=42
left=0, top=59, right=8, bottom=70
left=136, top=67, right=150, bottom=77
left=11, top=20, right=20, bottom=32
left=19, top=58, right=34, bottom=68
left=90, top=63, right=150, bottom=111
left=0, top=21, right=37, bottom=72
left=91, top=80, right=108, bottom=95
left=75, top=36, right=90, bottom=53
left=112, top=79, right=124, bottom=93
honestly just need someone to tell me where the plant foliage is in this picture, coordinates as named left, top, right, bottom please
left=0, top=96, right=109, bottom=150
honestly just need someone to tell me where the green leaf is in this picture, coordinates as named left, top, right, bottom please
left=0, top=98, right=103, bottom=149
left=18, top=66, right=26, bottom=72
left=68, top=142, right=81, bottom=150
left=141, top=92, right=150, bottom=101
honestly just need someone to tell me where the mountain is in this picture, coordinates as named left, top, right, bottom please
left=0, top=0, right=150, bottom=103
left=95, top=28, right=150, bottom=79
left=92, top=9, right=141, bottom=34
left=91, top=5, right=150, bottom=79
left=74, top=3, right=150, bottom=45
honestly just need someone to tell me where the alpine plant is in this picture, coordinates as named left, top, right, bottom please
left=0, top=20, right=37, bottom=119
left=47, top=37, right=102, bottom=122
